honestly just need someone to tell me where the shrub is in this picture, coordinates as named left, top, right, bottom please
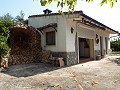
left=110, top=39, right=120, bottom=51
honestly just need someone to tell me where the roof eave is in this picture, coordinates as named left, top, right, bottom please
left=28, top=10, right=119, bottom=34
left=28, top=10, right=83, bottom=18
left=107, top=29, right=119, bottom=34
left=80, top=13, right=119, bottom=34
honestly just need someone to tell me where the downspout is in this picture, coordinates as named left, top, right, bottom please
left=75, top=21, right=79, bottom=63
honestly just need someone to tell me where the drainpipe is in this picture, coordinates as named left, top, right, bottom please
left=76, top=22, right=79, bottom=63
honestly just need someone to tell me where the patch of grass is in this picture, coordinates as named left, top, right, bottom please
left=111, top=51, right=120, bottom=56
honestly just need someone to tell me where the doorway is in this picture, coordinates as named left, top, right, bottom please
left=79, top=38, right=90, bottom=59
left=79, top=38, right=94, bottom=60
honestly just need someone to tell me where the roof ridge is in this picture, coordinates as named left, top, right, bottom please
left=28, top=10, right=83, bottom=18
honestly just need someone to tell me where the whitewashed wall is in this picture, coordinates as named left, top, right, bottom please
left=28, top=14, right=80, bottom=52
left=77, top=23, right=95, bottom=39
left=29, top=14, right=111, bottom=53
left=65, top=19, right=76, bottom=52
left=65, top=19, right=111, bottom=55
left=29, top=15, right=67, bottom=52
left=94, top=30, right=110, bottom=50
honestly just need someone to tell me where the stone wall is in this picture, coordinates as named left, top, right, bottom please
left=94, top=50, right=101, bottom=57
left=52, top=52, right=78, bottom=66
left=94, top=49, right=112, bottom=59
left=66, top=52, right=78, bottom=66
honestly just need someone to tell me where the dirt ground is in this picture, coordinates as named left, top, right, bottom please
left=0, top=56, right=120, bottom=90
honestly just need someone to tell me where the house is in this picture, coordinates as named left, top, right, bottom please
left=28, top=9, right=118, bottom=66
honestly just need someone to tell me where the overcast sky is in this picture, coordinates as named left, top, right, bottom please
left=0, top=0, right=120, bottom=32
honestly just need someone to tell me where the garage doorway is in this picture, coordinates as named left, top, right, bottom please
left=79, top=38, right=94, bottom=62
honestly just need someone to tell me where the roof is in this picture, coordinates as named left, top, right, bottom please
left=29, top=10, right=119, bottom=34
left=37, top=23, right=57, bottom=30
left=80, top=13, right=118, bottom=34
left=37, top=23, right=57, bottom=34
left=9, top=23, right=37, bottom=33
left=29, top=11, right=83, bottom=18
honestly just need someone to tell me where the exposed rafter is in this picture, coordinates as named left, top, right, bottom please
left=37, top=23, right=57, bottom=34
left=73, top=18, right=105, bottom=30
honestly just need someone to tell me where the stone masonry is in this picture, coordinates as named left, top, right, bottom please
left=52, top=52, right=78, bottom=66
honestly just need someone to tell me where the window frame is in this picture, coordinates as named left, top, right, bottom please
left=46, top=31, right=56, bottom=45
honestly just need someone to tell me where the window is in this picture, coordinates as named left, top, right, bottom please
left=46, top=31, right=55, bottom=45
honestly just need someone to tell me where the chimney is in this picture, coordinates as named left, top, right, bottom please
left=43, top=9, right=52, bottom=14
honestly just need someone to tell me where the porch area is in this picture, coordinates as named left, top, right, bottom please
left=78, top=37, right=94, bottom=63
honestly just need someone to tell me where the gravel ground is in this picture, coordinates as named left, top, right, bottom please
left=0, top=56, right=120, bottom=90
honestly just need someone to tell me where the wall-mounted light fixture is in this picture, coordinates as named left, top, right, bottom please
left=71, top=27, right=74, bottom=33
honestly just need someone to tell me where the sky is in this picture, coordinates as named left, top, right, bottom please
left=0, top=0, right=120, bottom=33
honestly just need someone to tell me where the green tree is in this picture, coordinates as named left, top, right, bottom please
left=111, top=39, right=120, bottom=51
left=0, top=14, right=15, bottom=68
left=0, top=12, right=28, bottom=67
left=39, top=0, right=117, bottom=11
left=15, top=10, right=28, bottom=25
left=15, top=10, right=25, bottom=23
left=0, top=13, right=13, bottom=21
left=0, top=14, right=14, bottom=57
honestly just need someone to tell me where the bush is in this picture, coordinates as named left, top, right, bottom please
left=0, top=36, right=10, bottom=56
left=0, top=19, right=13, bottom=57
left=110, top=39, right=120, bottom=51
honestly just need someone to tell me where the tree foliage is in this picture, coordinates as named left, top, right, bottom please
left=39, top=0, right=118, bottom=11
left=0, top=13, right=13, bottom=21
left=15, top=10, right=28, bottom=25
left=0, top=11, right=28, bottom=57
left=15, top=11, right=25, bottom=23
left=0, top=11, right=28, bottom=56
left=0, top=19, right=13, bottom=56
left=111, top=39, right=120, bottom=51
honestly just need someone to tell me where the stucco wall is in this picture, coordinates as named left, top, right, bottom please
left=77, top=23, right=95, bottom=39
left=94, top=30, right=110, bottom=50
left=65, top=19, right=77, bottom=52
left=77, top=22, right=110, bottom=52
left=29, top=15, right=67, bottom=52
left=93, top=30, right=110, bottom=57
left=29, top=14, right=111, bottom=55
